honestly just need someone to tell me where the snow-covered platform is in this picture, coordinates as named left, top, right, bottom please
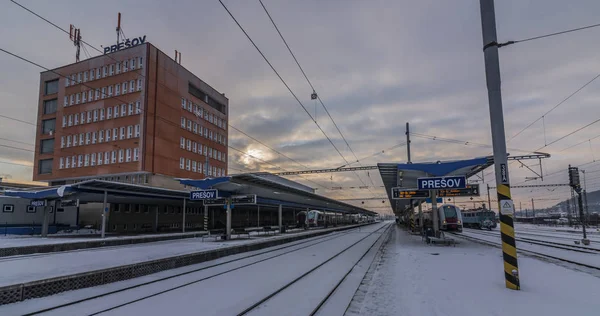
left=349, top=226, right=600, bottom=316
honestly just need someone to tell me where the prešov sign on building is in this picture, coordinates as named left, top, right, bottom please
left=104, top=36, right=147, bottom=54
left=417, top=176, right=467, bottom=190
left=190, top=189, right=218, bottom=200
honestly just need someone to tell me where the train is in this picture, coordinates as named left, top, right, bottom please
left=418, top=204, right=463, bottom=232
left=296, top=210, right=371, bottom=229
left=461, top=208, right=497, bottom=230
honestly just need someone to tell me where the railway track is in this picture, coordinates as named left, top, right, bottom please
left=449, top=232, right=600, bottom=272
left=20, top=226, right=366, bottom=316
left=238, top=223, right=392, bottom=316
left=463, top=229, right=600, bottom=254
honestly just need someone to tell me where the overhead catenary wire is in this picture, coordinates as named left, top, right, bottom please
left=258, top=0, right=375, bottom=188
left=217, top=0, right=376, bottom=197
left=497, top=21, right=600, bottom=47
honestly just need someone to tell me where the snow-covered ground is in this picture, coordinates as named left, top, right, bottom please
left=516, top=223, right=600, bottom=235
left=0, top=226, right=357, bottom=287
left=0, top=222, right=389, bottom=316
left=351, top=226, right=600, bottom=316
left=0, top=230, right=208, bottom=248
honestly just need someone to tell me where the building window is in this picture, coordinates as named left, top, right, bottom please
left=98, top=152, right=103, bottom=165
left=79, top=133, right=84, bottom=146
left=80, top=113, right=85, bottom=124
left=107, top=107, right=112, bottom=119
left=180, top=157, right=185, bottom=169
left=116, top=62, right=121, bottom=74
left=40, top=138, right=54, bottom=154
left=139, top=57, right=143, bottom=68
left=41, top=118, right=55, bottom=135
left=180, top=137, right=186, bottom=149
left=122, top=82, right=127, bottom=94
left=39, top=159, right=53, bottom=174
left=127, top=125, right=133, bottom=139
left=181, top=98, right=186, bottom=109
left=99, top=130, right=104, bottom=143
left=95, top=89, right=100, bottom=100
left=109, top=64, right=115, bottom=76
left=71, top=156, right=76, bottom=167
left=83, top=71, right=88, bottom=82
left=84, top=154, right=90, bottom=167
left=106, top=129, right=111, bottom=141
left=193, top=123, right=198, bottom=134
left=198, top=144, right=202, bottom=154
left=130, top=57, right=136, bottom=70
left=115, top=84, right=120, bottom=96
left=93, top=109, right=98, bottom=122
left=87, top=111, right=92, bottom=123
left=3, top=205, right=15, bottom=213
left=64, top=96, right=68, bottom=107
left=91, top=154, right=96, bottom=166
left=187, top=120, right=192, bottom=131
left=100, top=108, right=105, bottom=121
left=137, top=79, right=142, bottom=91
left=74, top=114, right=79, bottom=126
left=128, top=103, right=134, bottom=115
left=124, top=60, right=129, bottom=71
left=59, top=157, right=64, bottom=169
left=136, top=101, right=141, bottom=114
left=181, top=117, right=186, bottom=128
left=133, top=148, right=139, bottom=161
left=82, top=92, right=87, bottom=103
left=120, top=127, right=125, bottom=140
left=121, top=104, right=127, bottom=116
left=75, top=93, right=81, bottom=104
left=114, top=105, right=119, bottom=118
left=44, top=79, right=59, bottom=95
left=192, top=142, right=197, bottom=153
left=92, top=132, right=97, bottom=144
left=43, top=99, right=57, bottom=115
left=101, top=87, right=107, bottom=99
left=118, top=149, right=124, bottom=163
left=192, top=161, right=197, bottom=172
left=126, top=149, right=131, bottom=162
left=67, top=115, right=73, bottom=127
left=187, top=139, right=191, bottom=151
left=65, top=157, right=70, bottom=168
left=72, top=134, right=78, bottom=146
left=102, top=66, right=107, bottom=77
left=113, top=128, right=118, bottom=141
left=65, top=76, right=70, bottom=87
left=129, top=80, right=135, bottom=93
left=105, top=151, right=110, bottom=164
left=186, top=159, right=191, bottom=171
left=77, top=72, right=82, bottom=83
left=66, top=135, right=72, bottom=147
left=85, top=132, right=90, bottom=145
left=69, top=95, right=74, bottom=106
left=108, top=86, right=113, bottom=96
left=187, top=100, right=192, bottom=112
left=90, top=69, right=95, bottom=80
left=111, top=151, right=117, bottom=164
left=135, top=124, right=140, bottom=137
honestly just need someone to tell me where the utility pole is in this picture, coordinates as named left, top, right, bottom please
left=479, top=0, right=520, bottom=290
left=487, top=184, right=492, bottom=212
left=531, top=198, right=535, bottom=224
left=406, top=122, right=411, bottom=164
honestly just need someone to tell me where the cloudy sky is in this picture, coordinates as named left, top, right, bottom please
left=2, top=0, right=600, bottom=213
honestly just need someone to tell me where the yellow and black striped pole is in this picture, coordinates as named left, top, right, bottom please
left=497, top=184, right=519, bottom=289
left=410, top=213, right=415, bottom=232
left=480, top=0, right=520, bottom=290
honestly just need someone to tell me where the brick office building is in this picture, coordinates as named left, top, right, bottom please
left=34, top=42, right=229, bottom=189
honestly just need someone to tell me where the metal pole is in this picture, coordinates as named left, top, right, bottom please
left=204, top=205, right=208, bottom=231
left=41, top=199, right=49, bottom=237
left=406, top=122, right=411, bottom=163
left=431, top=190, right=438, bottom=234
left=480, top=0, right=519, bottom=290
left=226, top=198, right=232, bottom=240
left=182, top=198, right=186, bottom=233
left=487, top=184, right=492, bottom=212
left=278, top=204, right=283, bottom=233
left=531, top=198, right=535, bottom=224
left=101, top=191, right=108, bottom=238
left=418, top=202, right=423, bottom=235
left=257, top=205, right=260, bottom=227
left=577, top=192, right=588, bottom=240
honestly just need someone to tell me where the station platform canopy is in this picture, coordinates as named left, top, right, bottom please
left=179, top=172, right=377, bottom=215
left=378, top=157, right=493, bottom=214
left=4, top=174, right=377, bottom=215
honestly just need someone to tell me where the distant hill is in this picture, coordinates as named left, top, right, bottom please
left=545, top=189, right=600, bottom=214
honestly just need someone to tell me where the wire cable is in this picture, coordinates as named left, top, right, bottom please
left=500, top=22, right=600, bottom=47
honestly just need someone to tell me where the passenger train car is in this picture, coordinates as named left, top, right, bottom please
left=461, top=209, right=496, bottom=230
left=437, top=204, right=463, bottom=232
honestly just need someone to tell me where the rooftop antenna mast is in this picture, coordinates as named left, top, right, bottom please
left=69, top=24, right=82, bottom=62
left=116, top=12, right=122, bottom=45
